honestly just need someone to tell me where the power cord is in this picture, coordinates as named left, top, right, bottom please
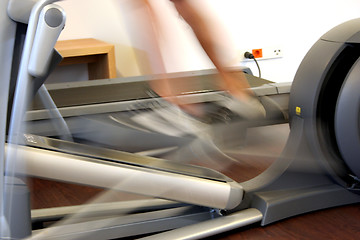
left=244, top=52, right=261, bottom=78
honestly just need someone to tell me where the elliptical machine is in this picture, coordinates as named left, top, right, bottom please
left=1, top=0, right=360, bottom=238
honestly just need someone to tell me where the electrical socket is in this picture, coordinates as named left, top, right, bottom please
left=261, top=47, right=283, bottom=59
left=242, top=46, right=283, bottom=61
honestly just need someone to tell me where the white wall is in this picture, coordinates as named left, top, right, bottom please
left=54, top=0, right=360, bottom=83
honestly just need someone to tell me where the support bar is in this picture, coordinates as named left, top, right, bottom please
left=8, top=143, right=243, bottom=210
left=139, top=208, right=263, bottom=240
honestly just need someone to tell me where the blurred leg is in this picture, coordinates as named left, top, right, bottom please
left=171, top=0, right=252, bottom=101
left=142, top=0, right=176, bottom=99
left=143, top=0, right=204, bottom=116
left=143, top=0, right=256, bottom=117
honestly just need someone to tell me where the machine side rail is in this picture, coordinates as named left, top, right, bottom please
left=23, top=134, right=231, bottom=182
left=32, top=205, right=215, bottom=240
left=26, top=80, right=290, bottom=121
left=8, top=141, right=243, bottom=210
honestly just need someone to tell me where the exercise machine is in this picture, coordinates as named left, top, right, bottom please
left=1, top=0, right=360, bottom=239
left=25, top=69, right=289, bottom=156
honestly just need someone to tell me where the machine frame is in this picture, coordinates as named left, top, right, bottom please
left=1, top=0, right=360, bottom=239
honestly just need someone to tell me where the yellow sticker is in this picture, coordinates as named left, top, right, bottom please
left=295, top=107, right=301, bottom=116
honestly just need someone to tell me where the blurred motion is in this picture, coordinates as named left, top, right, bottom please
left=1, top=0, right=290, bottom=238
left=9, top=0, right=360, bottom=239
left=137, top=0, right=265, bottom=124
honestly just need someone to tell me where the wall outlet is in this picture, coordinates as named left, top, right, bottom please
left=261, top=47, right=283, bottom=59
left=242, top=46, right=283, bottom=61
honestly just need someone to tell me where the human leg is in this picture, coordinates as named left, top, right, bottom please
left=170, top=0, right=253, bottom=101
left=141, top=0, right=264, bottom=120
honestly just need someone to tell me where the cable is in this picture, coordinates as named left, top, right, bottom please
left=244, top=52, right=261, bottom=78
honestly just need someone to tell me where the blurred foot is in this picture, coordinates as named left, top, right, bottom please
left=216, top=93, right=266, bottom=119
left=131, top=102, right=209, bottom=138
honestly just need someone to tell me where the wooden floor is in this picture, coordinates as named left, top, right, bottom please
left=28, top=124, right=360, bottom=239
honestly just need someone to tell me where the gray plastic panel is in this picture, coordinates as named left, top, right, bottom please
left=335, top=57, right=360, bottom=178
left=321, top=18, right=360, bottom=43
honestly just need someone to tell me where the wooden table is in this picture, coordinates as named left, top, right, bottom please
left=55, top=38, right=117, bottom=80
